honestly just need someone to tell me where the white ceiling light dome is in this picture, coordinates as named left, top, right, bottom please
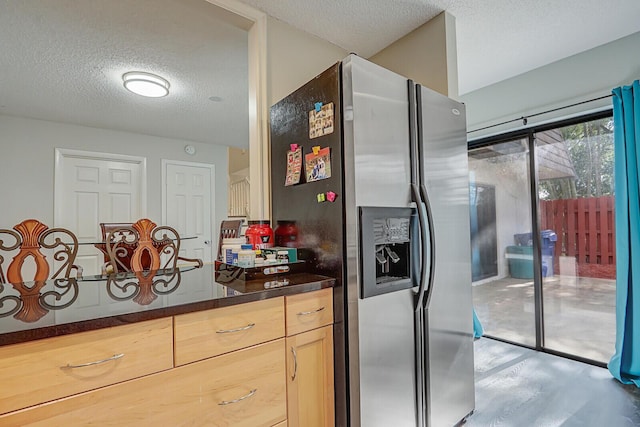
left=122, top=71, right=170, bottom=98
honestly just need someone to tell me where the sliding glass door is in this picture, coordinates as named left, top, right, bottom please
left=469, top=137, right=535, bottom=347
left=469, top=112, right=616, bottom=365
left=535, top=117, right=616, bottom=363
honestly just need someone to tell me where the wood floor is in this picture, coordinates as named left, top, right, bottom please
left=466, top=338, right=640, bottom=427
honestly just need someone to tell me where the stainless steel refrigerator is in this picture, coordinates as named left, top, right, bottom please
left=270, top=54, right=475, bottom=427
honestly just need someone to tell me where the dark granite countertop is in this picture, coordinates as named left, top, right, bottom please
left=0, top=263, right=335, bottom=347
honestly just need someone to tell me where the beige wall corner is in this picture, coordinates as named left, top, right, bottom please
left=266, top=16, right=349, bottom=106
left=369, top=11, right=459, bottom=98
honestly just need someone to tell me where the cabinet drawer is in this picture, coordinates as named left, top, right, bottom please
left=0, top=318, right=173, bottom=415
left=174, top=297, right=285, bottom=365
left=285, top=289, right=333, bottom=336
left=0, top=339, right=287, bottom=427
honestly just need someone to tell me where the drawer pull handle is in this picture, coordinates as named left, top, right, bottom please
left=216, top=323, right=256, bottom=334
left=297, top=306, right=325, bottom=316
left=63, top=353, right=124, bottom=369
left=291, top=346, right=298, bottom=381
left=218, top=388, right=257, bottom=406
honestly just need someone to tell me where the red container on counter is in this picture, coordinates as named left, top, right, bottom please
left=245, top=220, right=274, bottom=250
left=274, top=220, right=299, bottom=248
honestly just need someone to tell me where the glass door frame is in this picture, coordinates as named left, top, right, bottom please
left=468, top=109, right=613, bottom=368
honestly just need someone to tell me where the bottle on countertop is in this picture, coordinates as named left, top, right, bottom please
left=221, top=237, right=246, bottom=264
left=245, top=220, right=274, bottom=250
left=237, top=244, right=256, bottom=268
left=276, top=250, right=289, bottom=264
left=254, top=249, right=265, bottom=267
left=274, top=220, right=298, bottom=248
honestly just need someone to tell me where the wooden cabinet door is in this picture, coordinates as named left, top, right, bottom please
left=287, top=325, right=335, bottom=427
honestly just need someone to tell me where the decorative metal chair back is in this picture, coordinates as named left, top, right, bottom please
left=0, top=219, right=81, bottom=322
left=98, top=223, right=135, bottom=269
left=0, top=219, right=82, bottom=284
left=217, top=219, right=244, bottom=260
left=104, top=218, right=202, bottom=273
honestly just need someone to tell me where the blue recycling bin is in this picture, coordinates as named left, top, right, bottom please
left=512, top=230, right=557, bottom=277
left=540, top=230, right=557, bottom=277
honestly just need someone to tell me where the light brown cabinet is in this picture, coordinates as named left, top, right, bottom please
left=1, top=339, right=286, bottom=427
left=285, top=288, right=335, bottom=427
left=174, top=297, right=285, bottom=365
left=0, top=290, right=335, bottom=426
left=286, top=325, right=335, bottom=427
left=0, top=317, right=173, bottom=415
left=285, top=287, right=333, bottom=336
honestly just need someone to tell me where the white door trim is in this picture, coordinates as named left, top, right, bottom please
left=161, top=159, right=216, bottom=236
left=53, top=148, right=148, bottom=227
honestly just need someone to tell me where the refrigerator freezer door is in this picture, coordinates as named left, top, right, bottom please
left=343, top=55, right=412, bottom=209
left=417, top=85, right=475, bottom=427
left=342, top=55, right=420, bottom=426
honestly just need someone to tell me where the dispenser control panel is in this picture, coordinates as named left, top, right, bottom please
left=372, top=217, right=411, bottom=244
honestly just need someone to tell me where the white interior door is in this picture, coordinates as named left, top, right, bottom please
left=163, top=161, right=214, bottom=265
left=54, top=149, right=146, bottom=276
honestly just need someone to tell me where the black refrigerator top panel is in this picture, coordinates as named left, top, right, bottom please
left=269, top=62, right=344, bottom=284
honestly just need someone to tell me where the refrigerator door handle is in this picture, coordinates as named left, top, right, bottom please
left=415, top=83, right=437, bottom=311
left=411, top=183, right=429, bottom=311
left=420, top=183, right=436, bottom=310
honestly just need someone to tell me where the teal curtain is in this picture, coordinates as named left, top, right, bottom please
left=469, top=173, right=484, bottom=339
left=473, top=307, right=483, bottom=339
left=608, top=80, right=640, bottom=386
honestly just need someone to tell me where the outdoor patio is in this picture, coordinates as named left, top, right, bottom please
left=473, top=274, right=616, bottom=363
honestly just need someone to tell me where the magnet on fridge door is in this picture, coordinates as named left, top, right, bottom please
left=315, top=102, right=323, bottom=112
left=317, top=193, right=326, bottom=203
left=326, top=191, right=337, bottom=202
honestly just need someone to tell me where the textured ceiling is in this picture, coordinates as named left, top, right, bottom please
left=0, top=0, right=249, bottom=148
left=239, top=0, right=640, bottom=94
left=2, top=0, right=639, bottom=149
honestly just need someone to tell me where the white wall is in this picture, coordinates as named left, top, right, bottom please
left=470, top=154, right=532, bottom=281
left=0, top=114, right=228, bottom=230
left=462, top=31, right=640, bottom=139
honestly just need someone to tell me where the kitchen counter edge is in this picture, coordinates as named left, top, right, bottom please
left=0, top=276, right=335, bottom=347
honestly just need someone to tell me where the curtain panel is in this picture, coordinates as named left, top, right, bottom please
left=608, top=80, right=640, bottom=386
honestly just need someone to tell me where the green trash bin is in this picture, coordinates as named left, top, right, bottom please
left=506, top=245, right=534, bottom=279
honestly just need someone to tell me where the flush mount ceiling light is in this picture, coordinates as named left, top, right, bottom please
left=122, top=71, right=170, bottom=98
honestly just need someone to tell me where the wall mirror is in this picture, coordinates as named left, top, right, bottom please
left=0, top=0, right=253, bottom=272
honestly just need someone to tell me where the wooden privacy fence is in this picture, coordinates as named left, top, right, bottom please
left=539, top=196, right=616, bottom=279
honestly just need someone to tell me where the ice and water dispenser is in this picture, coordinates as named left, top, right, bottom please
left=359, top=207, right=419, bottom=298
